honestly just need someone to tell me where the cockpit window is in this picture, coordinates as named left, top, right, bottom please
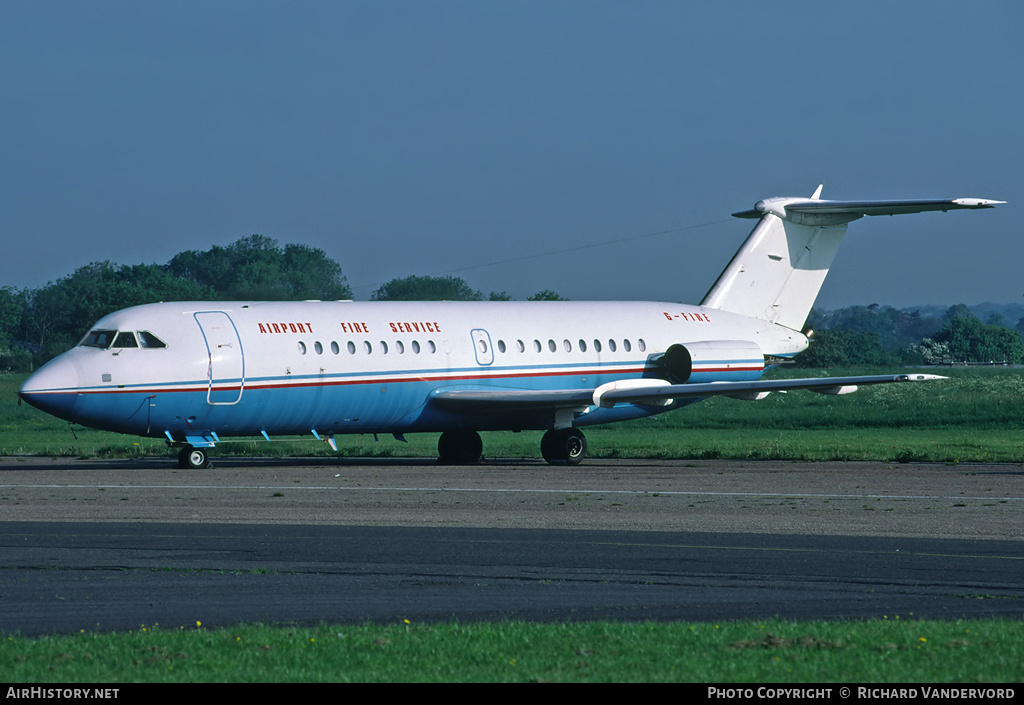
left=113, top=332, right=138, bottom=348
left=81, top=330, right=117, bottom=349
left=138, top=331, right=167, bottom=348
left=80, top=330, right=167, bottom=349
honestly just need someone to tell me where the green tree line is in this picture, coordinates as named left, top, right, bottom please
left=800, top=304, right=1024, bottom=368
left=3, top=236, right=1023, bottom=371
left=0, top=236, right=567, bottom=370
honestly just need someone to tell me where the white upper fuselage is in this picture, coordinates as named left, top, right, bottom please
left=19, top=299, right=807, bottom=442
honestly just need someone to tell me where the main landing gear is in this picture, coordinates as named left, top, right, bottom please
left=437, top=430, right=483, bottom=465
left=436, top=428, right=588, bottom=465
left=540, top=428, right=587, bottom=466
left=177, top=445, right=213, bottom=469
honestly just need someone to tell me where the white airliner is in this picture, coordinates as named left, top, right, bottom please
left=18, top=188, right=1003, bottom=468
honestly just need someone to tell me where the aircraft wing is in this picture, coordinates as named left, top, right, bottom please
left=431, top=388, right=597, bottom=412
left=431, top=373, right=945, bottom=412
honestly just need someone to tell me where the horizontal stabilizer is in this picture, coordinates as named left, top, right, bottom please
left=733, top=196, right=1004, bottom=221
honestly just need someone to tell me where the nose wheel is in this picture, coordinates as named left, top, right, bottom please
left=178, top=446, right=213, bottom=469
left=541, top=428, right=587, bottom=465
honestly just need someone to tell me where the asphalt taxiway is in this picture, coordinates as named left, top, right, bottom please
left=1, top=457, right=1022, bottom=634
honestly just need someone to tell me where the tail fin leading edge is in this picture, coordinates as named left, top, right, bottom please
left=700, top=187, right=1003, bottom=332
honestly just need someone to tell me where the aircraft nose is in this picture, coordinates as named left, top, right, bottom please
left=19, top=355, right=82, bottom=421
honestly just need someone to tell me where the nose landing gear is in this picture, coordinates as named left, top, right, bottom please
left=177, top=445, right=213, bottom=469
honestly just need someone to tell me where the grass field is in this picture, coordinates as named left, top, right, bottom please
left=4, top=618, right=1024, bottom=683
left=4, top=367, right=1023, bottom=682
left=5, top=367, right=1024, bottom=463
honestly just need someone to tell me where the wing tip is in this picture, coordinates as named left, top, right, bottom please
left=951, top=198, right=1006, bottom=208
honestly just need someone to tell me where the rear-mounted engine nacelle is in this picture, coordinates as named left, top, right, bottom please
left=655, top=340, right=765, bottom=384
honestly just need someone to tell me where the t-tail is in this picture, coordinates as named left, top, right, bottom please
left=700, top=186, right=1004, bottom=332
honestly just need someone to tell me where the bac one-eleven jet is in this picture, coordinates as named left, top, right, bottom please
left=19, top=187, right=1003, bottom=468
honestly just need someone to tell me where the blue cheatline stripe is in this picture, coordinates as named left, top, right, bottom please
left=28, top=357, right=765, bottom=397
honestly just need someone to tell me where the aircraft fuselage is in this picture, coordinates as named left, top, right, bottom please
left=20, top=300, right=805, bottom=443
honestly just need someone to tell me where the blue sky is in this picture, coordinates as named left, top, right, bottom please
left=3, top=1, right=1020, bottom=309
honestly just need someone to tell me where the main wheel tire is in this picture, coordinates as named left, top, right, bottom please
left=437, top=430, right=483, bottom=465
left=541, top=428, right=587, bottom=466
left=178, top=446, right=212, bottom=469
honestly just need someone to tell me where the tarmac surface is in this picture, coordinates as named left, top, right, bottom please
left=1, top=456, right=1022, bottom=634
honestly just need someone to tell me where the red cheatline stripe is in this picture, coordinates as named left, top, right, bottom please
left=29, top=363, right=764, bottom=396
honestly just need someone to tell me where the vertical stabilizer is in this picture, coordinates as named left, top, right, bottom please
left=701, top=188, right=1003, bottom=332
left=700, top=213, right=846, bottom=331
